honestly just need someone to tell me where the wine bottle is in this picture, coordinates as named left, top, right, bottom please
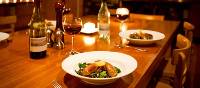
left=28, top=0, right=47, bottom=59
left=98, top=0, right=110, bottom=39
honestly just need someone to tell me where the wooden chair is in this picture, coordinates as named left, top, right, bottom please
left=129, top=13, right=165, bottom=21
left=156, top=34, right=191, bottom=88
left=0, top=16, right=17, bottom=40
left=184, top=21, right=194, bottom=42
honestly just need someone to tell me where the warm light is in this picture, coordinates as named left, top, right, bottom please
left=83, top=36, right=96, bottom=46
left=84, top=22, right=95, bottom=30
left=5, top=0, right=9, bottom=3
left=0, top=0, right=2, bottom=4
left=13, top=0, right=17, bottom=3
left=81, top=22, right=97, bottom=34
left=116, top=8, right=129, bottom=15
left=178, top=0, right=183, bottom=2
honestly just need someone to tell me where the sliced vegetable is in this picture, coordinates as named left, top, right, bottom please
left=105, top=63, right=117, bottom=77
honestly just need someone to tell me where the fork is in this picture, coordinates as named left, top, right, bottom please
left=134, top=47, right=147, bottom=52
left=52, top=80, right=62, bottom=88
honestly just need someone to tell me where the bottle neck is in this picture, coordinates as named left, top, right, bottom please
left=55, top=10, right=63, bottom=29
left=31, top=0, right=43, bottom=22
left=100, top=0, right=108, bottom=11
left=34, top=0, right=41, bottom=16
left=55, top=1, right=64, bottom=31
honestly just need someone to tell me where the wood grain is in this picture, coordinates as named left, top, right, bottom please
left=0, top=16, right=179, bottom=88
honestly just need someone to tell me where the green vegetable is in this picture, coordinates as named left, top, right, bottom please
left=78, top=62, right=87, bottom=68
left=115, top=67, right=121, bottom=73
left=99, top=71, right=108, bottom=78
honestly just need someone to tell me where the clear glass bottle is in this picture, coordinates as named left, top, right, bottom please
left=28, top=0, right=47, bottom=59
left=98, top=0, right=110, bottom=39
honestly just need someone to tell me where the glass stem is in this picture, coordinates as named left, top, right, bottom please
left=71, top=35, right=75, bottom=51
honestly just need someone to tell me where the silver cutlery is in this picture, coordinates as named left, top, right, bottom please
left=134, top=47, right=147, bottom=52
left=52, top=80, right=62, bottom=88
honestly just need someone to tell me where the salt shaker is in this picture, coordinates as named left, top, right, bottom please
left=53, top=29, right=64, bottom=49
left=46, top=27, right=54, bottom=48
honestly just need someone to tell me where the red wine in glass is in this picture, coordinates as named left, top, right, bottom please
left=64, top=24, right=82, bottom=35
left=116, top=14, right=129, bottom=21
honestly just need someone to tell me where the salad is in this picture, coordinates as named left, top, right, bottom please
left=75, top=60, right=121, bottom=78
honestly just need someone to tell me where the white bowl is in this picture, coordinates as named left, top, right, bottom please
left=119, top=29, right=165, bottom=45
left=61, top=51, right=137, bottom=85
left=0, top=32, right=9, bottom=42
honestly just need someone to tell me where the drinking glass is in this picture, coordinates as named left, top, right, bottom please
left=116, top=8, right=129, bottom=24
left=63, top=17, right=82, bottom=55
left=115, top=8, right=129, bottom=48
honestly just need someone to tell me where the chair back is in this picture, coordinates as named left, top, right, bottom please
left=175, top=52, right=187, bottom=88
left=172, top=34, right=191, bottom=88
left=129, top=13, right=165, bottom=21
left=172, top=34, right=191, bottom=64
left=184, top=21, right=194, bottom=42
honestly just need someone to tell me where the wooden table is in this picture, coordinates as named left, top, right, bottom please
left=0, top=16, right=179, bottom=88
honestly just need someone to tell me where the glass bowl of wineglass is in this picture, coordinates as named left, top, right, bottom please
left=116, top=8, right=129, bottom=23
left=63, top=17, right=82, bottom=55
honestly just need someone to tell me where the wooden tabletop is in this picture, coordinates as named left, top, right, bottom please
left=0, top=16, right=179, bottom=88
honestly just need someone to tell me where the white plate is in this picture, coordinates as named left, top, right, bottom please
left=81, top=28, right=99, bottom=34
left=119, top=29, right=165, bottom=45
left=0, top=32, right=9, bottom=42
left=61, top=51, right=137, bottom=85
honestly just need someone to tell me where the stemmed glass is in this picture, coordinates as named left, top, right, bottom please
left=115, top=8, right=129, bottom=48
left=63, top=17, right=82, bottom=55
left=116, top=8, right=129, bottom=23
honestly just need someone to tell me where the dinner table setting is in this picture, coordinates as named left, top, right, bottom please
left=0, top=12, right=180, bottom=88
left=0, top=1, right=181, bottom=87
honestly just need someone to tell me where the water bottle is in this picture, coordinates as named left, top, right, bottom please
left=98, top=0, right=110, bottom=39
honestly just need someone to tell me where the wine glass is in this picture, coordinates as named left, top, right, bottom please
left=63, top=17, right=82, bottom=55
left=116, top=8, right=129, bottom=24
left=115, top=8, right=129, bottom=48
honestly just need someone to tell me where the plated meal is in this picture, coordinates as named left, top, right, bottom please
left=76, top=60, right=121, bottom=78
left=119, top=29, right=165, bottom=45
left=62, top=51, right=137, bottom=85
left=129, top=31, right=153, bottom=40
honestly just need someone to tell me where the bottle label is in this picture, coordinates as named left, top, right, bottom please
left=30, top=37, right=47, bottom=52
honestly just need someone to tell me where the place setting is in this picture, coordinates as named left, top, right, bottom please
left=119, top=29, right=165, bottom=45
left=61, top=51, right=137, bottom=85
left=115, top=28, right=165, bottom=52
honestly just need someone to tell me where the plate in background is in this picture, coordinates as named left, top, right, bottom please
left=119, top=29, right=165, bottom=45
left=0, top=32, right=9, bottom=42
